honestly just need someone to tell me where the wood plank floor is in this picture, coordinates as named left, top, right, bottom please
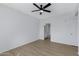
left=0, top=40, right=78, bottom=56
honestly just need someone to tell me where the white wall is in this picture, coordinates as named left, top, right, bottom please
left=0, top=4, right=40, bottom=53
left=39, top=14, right=77, bottom=46
left=77, top=12, right=79, bottom=55
left=77, top=4, right=79, bottom=55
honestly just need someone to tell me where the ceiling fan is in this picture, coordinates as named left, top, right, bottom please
left=32, top=3, right=51, bottom=15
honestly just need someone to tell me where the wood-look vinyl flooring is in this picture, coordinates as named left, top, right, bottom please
left=0, top=40, right=78, bottom=56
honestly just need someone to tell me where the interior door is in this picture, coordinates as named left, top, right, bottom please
left=44, top=24, right=50, bottom=40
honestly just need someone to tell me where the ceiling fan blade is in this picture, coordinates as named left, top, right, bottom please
left=43, top=10, right=51, bottom=13
left=32, top=10, right=40, bottom=12
left=43, top=3, right=51, bottom=9
left=33, top=3, right=41, bottom=9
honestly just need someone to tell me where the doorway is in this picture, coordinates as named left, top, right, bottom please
left=44, top=23, right=51, bottom=41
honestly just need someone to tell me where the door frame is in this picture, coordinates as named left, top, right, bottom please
left=44, top=23, right=51, bottom=40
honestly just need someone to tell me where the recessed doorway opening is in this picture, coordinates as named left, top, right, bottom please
left=44, top=23, right=51, bottom=41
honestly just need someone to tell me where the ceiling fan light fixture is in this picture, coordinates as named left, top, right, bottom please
left=40, top=10, right=43, bottom=13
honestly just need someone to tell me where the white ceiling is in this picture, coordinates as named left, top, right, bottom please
left=2, top=3, right=78, bottom=19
